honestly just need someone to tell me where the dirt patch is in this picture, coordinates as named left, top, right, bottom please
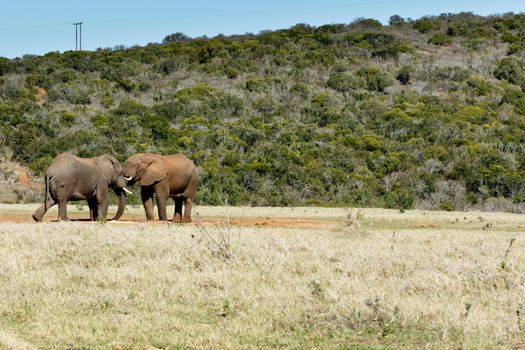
left=36, top=87, right=47, bottom=99
left=0, top=212, right=341, bottom=229
left=0, top=159, right=43, bottom=194
left=18, top=171, right=31, bottom=187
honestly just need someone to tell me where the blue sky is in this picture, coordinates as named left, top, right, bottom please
left=0, top=0, right=522, bottom=58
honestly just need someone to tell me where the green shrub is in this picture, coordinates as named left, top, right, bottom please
left=424, top=145, right=448, bottom=161
left=431, top=66, right=471, bottom=83
left=349, top=18, right=382, bottom=29
left=466, top=75, right=491, bottom=96
left=29, top=155, right=54, bottom=175
left=140, top=114, right=170, bottom=141
left=428, top=33, right=453, bottom=46
left=289, top=83, right=309, bottom=98
left=139, top=82, right=152, bottom=92
left=224, top=65, right=240, bottom=79
left=384, top=183, right=417, bottom=211
left=500, top=82, right=525, bottom=113
left=101, top=95, right=114, bottom=108
left=326, top=73, right=364, bottom=92
left=494, top=57, right=525, bottom=89
left=114, top=99, right=148, bottom=116
left=91, top=114, right=109, bottom=128
left=446, top=24, right=467, bottom=37
left=501, top=31, right=519, bottom=43
left=508, top=43, right=525, bottom=55
left=361, top=133, right=384, bottom=151
left=60, top=111, right=77, bottom=127
left=372, top=40, right=412, bottom=59
left=438, top=202, right=455, bottom=211
left=245, top=78, right=267, bottom=92
left=163, top=32, right=192, bottom=44
left=412, top=18, right=439, bottom=33
left=454, top=105, right=488, bottom=124
left=356, top=67, right=394, bottom=92
left=0, top=57, right=13, bottom=76
left=396, top=66, right=414, bottom=85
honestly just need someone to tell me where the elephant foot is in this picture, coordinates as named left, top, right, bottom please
left=33, top=205, right=47, bottom=222
left=182, top=216, right=192, bottom=223
left=173, top=213, right=182, bottom=223
left=58, top=217, right=70, bottom=222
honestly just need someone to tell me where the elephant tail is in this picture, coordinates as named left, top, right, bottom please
left=33, top=172, right=53, bottom=222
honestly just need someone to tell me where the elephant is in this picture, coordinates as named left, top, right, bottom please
left=32, top=153, right=132, bottom=222
left=122, top=153, right=198, bottom=222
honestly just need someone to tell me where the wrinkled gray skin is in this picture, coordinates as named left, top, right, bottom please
left=33, top=153, right=129, bottom=222
left=123, top=153, right=198, bottom=222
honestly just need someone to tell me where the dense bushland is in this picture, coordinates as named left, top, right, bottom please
left=2, top=12, right=525, bottom=210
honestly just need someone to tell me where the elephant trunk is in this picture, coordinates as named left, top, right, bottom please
left=110, top=189, right=126, bottom=221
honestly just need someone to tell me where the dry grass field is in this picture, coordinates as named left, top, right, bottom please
left=0, top=204, right=524, bottom=349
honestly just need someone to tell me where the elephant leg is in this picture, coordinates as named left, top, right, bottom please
left=57, top=200, right=69, bottom=221
left=96, top=185, right=109, bottom=220
left=98, top=200, right=109, bottom=220
left=156, top=195, right=168, bottom=221
left=173, top=198, right=183, bottom=223
left=32, top=198, right=56, bottom=222
left=141, top=187, right=155, bottom=220
left=97, top=190, right=109, bottom=220
left=87, top=198, right=98, bottom=221
left=182, top=197, right=193, bottom=223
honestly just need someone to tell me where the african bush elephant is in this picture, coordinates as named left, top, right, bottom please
left=122, top=153, right=198, bottom=222
left=32, top=153, right=132, bottom=222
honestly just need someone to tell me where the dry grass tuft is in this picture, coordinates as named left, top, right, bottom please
left=343, top=208, right=363, bottom=231
left=193, top=212, right=241, bottom=261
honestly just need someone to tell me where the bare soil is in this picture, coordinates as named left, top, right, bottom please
left=0, top=212, right=341, bottom=229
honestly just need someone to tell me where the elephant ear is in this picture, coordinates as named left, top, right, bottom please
left=96, top=155, right=116, bottom=181
left=141, top=161, right=168, bottom=186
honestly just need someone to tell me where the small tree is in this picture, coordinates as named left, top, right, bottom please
left=412, top=18, right=439, bottom=33
left=389, top=15, right=406, bottom=26
left=350, top=17, right=382, bottom=29
left=163, top=32, right=192, bottom=44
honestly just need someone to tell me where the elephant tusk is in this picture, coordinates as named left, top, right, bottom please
left=123, top=187, right=133, bottom=195
left=124, top=176, right=133, bottom=181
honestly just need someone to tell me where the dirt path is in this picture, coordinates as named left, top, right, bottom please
left=0, top=212, right=342, bottom=230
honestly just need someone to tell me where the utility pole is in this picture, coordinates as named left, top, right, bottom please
left=73, top=22, right=83, bottom=51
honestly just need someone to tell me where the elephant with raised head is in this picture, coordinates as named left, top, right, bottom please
left=32, top=153, right=132, bottom=222
left=122, top=153, right=198, bottom=222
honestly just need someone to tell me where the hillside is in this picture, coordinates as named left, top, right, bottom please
left=1, top=12, right=525, bottom=210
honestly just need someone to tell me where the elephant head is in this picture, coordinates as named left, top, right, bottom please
left=95, top=155, right=132, bottom=220
left=122, top=153, right=168, bottom=186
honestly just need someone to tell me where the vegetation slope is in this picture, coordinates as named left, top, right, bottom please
left=2, top=12, right=525, bottom=210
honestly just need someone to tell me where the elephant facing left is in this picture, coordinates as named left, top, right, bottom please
left=32, top=153, right=132, bottom=222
